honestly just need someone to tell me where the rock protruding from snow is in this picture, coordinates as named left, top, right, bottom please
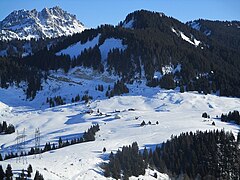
left=0, top=6, right=85, bottom=41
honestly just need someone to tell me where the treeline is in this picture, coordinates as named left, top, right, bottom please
left=0, top=121, right=15, bottom=134
left=189, top=19, right=240, bottom=52
left=47, top=96, right=65, bottom=107
left=72, top=45, right=104, bottom=72
left=46, top=93, right=93, bottom=108
left=2, top=124, right=100, bottom=161
left=0, top=164, right=44, bottom=180
left=104, top=130, right=240, bottom=179
left=106, top=80, right=129, bottom=98
left=221, top=110, right=240, bottom=125
left=0, top=37, right=61, bottom=58
left=1, top=10, right=240, bottom=98
left=103, top=142, right=146, bottom=179
left=0, top=57, right=42, bottom=99
left=35, top=124, right=100, bottom=153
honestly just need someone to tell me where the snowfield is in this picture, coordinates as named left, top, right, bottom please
left=0, top=70, right=240, bottom=179
left=56, top=34, right=127, bottom=61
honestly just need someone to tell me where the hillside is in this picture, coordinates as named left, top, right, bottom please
left=0, top=73, right=240, bottom=179
left=20, top=10, right=240, bottom=98
left=0, top=8, right=240, bottom=180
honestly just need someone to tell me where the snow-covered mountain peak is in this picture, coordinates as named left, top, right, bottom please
left=0, top=6, right=86, bottom=41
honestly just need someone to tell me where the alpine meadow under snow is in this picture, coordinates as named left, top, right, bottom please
left=0, top=5, right=240, bottom=180
left=0, top=68, right=240, bottom=179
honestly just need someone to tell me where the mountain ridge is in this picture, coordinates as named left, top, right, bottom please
left=0, top=6, right=85, bottom=41
left=0, top=8, right=240, bottom=98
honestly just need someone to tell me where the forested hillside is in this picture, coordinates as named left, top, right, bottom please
left=1, top=10, right=240, bottom=98
left=104, top=130, right=240, bottom=179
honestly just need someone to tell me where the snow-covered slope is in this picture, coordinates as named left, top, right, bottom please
left=0, top=6, right=85, bottom=41
left=0, top=69, right=240, bottom=179
left=56, top=34, right=100, bottom=58
left=171, top=27, right=201, bottom=47
left=56, top=35, right=127, bottom=60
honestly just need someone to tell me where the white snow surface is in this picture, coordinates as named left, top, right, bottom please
left=171, top=27, right=201, bottom=47
left=56, top=36, right=127, bottom=61
left=99, top=38, right=127, bottom=60
left=0, top=6, right=85, bottom=41
left=56, top=34, right=100, bottom=58
left=0, top=68, right=240, bottom=179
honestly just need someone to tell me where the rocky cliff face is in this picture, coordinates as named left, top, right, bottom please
left=0, top=6, right=85, bottom=40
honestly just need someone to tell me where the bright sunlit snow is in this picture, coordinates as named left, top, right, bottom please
left=0, top=69, right=239, bottom=179
left=171, top=27, right=201, bottom=47
left=56, top=34, right=100, bottom=58
left=99, top=38, right=127, bottom=60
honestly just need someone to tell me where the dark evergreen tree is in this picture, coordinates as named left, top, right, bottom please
left=140, top=121, right=146, bottom=126
left=221, top=110, right=240, bottom=125
left=104, top=142, right=146, bottom=179
left=237, top=131, right=240, bottom=144
left=0, top=165, right=5, bottom=180
left=202, top=112, right=208, bottom=118
left=2, top=121, right=7, bottom=132
left=153, top=172, right=157, bottom=178
left=104, top=130, right=240, bottom=179
left=5, top=164, right=13, bottom=180
left=58, top=137, right=63, bottom=148
left=103, top=147, right=106, bottom=153
left=20, top=169, right=25, bottom=180
left=27, top=164, right=33, bottom=177
left=180, top=85, right=184, bottom=93
left=34, top=170, right=44, bottom=180
left=159, top=74, right=175, bottom=90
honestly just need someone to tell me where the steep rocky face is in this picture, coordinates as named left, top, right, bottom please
left=0, top=6, right=85, bottom=40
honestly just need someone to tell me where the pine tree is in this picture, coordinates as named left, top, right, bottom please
left=103, top=147, right=106, bottom=153
left=180, top=85, right=184, bottom=93
left=237, top=131, right=240, bottom=144
left=2, top=121, right=7, bottom=132
left=143, top=147, right=149, bottom=163
left=153, top=172, right=157, bottom=178
left=0, top=123, right=2, bottom=133
left=104, top=164, right=110, bottom=177
left=20, top=169, right=25, bottom=179
left=34, top=170, right=44, bottom=180
left=5, top=164, right=13, bottom=180
left=58, top=137, right=63, bottom=148
left=0, top=165, right=5, bottom=180
left=0, top=153, right=3, bottom=161
left=140, top=120, right=146, bottom=126
left=27, top=164, right=33, bottom=177
left=202, top=112, right=208, bottom=118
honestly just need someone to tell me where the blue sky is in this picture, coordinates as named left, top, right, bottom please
left=0, top=0, right=239, bottom=28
